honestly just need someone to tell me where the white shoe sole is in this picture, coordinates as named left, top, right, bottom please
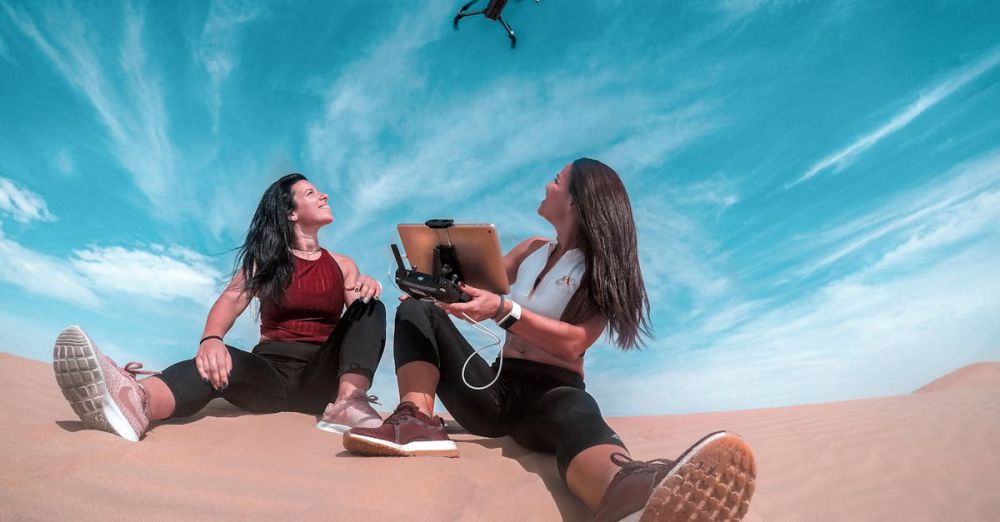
left=626, top=431, right=756, bottom=521
left=342, top=432, right=459, bottom=457
left=316, top=421, right=351, bottom=434
left=52, top=326, right=140, bottom=442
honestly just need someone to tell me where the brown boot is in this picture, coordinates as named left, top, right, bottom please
left=592, top=431, right=756, bottom=522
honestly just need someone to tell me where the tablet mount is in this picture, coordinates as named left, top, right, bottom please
left=391, top=219, right=472, bottom=303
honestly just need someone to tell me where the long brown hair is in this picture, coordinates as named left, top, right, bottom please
left=561, top=158, right=651, bottom=350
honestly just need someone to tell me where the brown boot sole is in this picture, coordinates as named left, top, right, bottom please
left=638, top=431, right=756, bottom=522
left=343, top=432, right=460, bottom=458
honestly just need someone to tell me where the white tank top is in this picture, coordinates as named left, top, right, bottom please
left=508, top=240, right=586, bottom=321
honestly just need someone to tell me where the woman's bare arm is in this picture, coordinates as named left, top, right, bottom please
left=438, top=284, right=606, bottom=361
left=332, top=253, right=381, bottom=306
left=197, top=271, right=253, bottom=389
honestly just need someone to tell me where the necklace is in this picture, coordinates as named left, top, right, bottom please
left=290, top=247, right=322, bottom=254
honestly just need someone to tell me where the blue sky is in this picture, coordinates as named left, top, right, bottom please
left=1, top=0, right=998, bottom=416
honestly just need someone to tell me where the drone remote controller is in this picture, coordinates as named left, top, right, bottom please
left=391, top=243, right=471, bottom=303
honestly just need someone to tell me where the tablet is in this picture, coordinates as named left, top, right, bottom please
left=397, top=223, right=510, bottom=295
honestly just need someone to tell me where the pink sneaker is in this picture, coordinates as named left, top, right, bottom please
left=52, top=326, right=154, bottom=442
left=315, top=392, right=383, bottom=434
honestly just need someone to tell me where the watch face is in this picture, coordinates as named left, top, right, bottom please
left=499, top=315, right=517, bottom=330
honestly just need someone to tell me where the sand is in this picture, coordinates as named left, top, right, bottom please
left=1, top=353, right=998, bottom=521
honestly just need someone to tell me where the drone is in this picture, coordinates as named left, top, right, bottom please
left=453, top=0, right=539, bottom=49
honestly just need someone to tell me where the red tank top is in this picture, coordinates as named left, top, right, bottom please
left=260, top=250, right=345, bottom=344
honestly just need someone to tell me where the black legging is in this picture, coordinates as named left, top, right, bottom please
left=393, top=298, right=625, bottom=480
left=159, top=300, right=386, bottom=418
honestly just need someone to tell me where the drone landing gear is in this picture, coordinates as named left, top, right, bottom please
left=453, top=0, right=517, bottom=49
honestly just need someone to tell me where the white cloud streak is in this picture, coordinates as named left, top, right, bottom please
left=1, top=1, right=180, bottom=216
left=307, top=10, right=719, bottom=252
left=590, top=239, right=1000, bottom=415
left=795, top=148, right=1000, bottom=277
left=790, top=46, right=1000, bottom=187
left=0, top=237, right=225, bottom=308
left=588, top=150, right=1000, bottom=415
left=0, top=177, right=55, bottom=223
left=0, top=230, right=99, bottom=307
left=53, top=149, right=76, bottom=177
left=197, top=0, right=262, bottom=132
left=0, top=172, right=219, bottom=308
left=71, top=245, right=223, bottom=304
left=634, top=195, right=731, bottom=307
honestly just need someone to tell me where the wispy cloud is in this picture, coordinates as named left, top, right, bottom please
left=794, top=148, right=1000, bottom=277
left=197, top=0, right=263, bottom=132
left=0, top=182, right=221, bottom=307
left=588, top=150, right=1000, bottom=415
left=1, top=1, right=180, bottom=216
left=308, top=11, right=719, bottom=250
left=0, top=176, right=55, bottom=223
left=597, top=102, right=720, bottom=176
left=71, top=244, right=223, bottom=304
left=789, top=46, right=1000, bottom=187
left=591, top=231, right=1000, bottom=415
left=634, top=194, right=731, bottom=308
left=719, top=0, right=778, bottom=17
left=0, top=230, right=99, bottom=307
left=0, top=233, right=225, bottom=308
left=52, top=149, right=76, bottom=177
left=672, top=174, right=741, bottom=212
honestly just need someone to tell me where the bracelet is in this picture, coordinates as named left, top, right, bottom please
left=497, top=301, right=522, bottom=330
left=492, top=294, right=506, bottom=321
left=200, top=335, right=224, bottom=345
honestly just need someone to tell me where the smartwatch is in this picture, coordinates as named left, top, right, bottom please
left=497, top=301, right=522, bottom=330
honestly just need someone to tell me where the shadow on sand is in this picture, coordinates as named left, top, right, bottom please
left=331, top=418, right=588, bottom=520
left=54, top=398, right=279, bottom=434
left=463, top=436, right=590, bottom=521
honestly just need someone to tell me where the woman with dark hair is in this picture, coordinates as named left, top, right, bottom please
left=52, top=173, right=387, bottom=441
left=344, top=159, right=756, bottom=521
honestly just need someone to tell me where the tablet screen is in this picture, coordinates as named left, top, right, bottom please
left=397, top=223, right=510, bottom=295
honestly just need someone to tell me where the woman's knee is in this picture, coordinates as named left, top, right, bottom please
left=534, top=387, right=624, bottom=480
left=395, top=297, right=437, bottom=323
left=539, top=387, right=603, bottom=421
left=344, top=298, right=387, bottom=325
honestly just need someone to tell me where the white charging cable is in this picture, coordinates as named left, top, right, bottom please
left=459, top=313, right=504, bottom=390
left=388, top=256, right=505, bottom=390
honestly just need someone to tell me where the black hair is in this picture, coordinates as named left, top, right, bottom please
left=235, top=173, right=306, bottom=303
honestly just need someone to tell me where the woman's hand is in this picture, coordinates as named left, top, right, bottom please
left=347, top=274, right=382, bottom=303
left=195, top=338, right=232, bottom=390
left=436, top=284, right=503, bottom=322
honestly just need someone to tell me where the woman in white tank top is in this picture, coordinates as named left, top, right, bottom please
left=345, top=159, right=757, bottom=521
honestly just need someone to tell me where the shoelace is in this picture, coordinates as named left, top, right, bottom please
left=123, top=362, right=160, bottom=377
left=359, top=394, right=380, bottom=405
left=384, top=402, right=421, bottom=425
left=610, top=452, right=674, bottom=474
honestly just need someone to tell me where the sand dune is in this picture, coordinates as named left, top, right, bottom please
left=1, top=352, right=998, bottom=521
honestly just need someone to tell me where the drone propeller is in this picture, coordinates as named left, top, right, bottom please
left=453, top=0, right=535, bottom=49
left=453, top=0, right=480, bottom=29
